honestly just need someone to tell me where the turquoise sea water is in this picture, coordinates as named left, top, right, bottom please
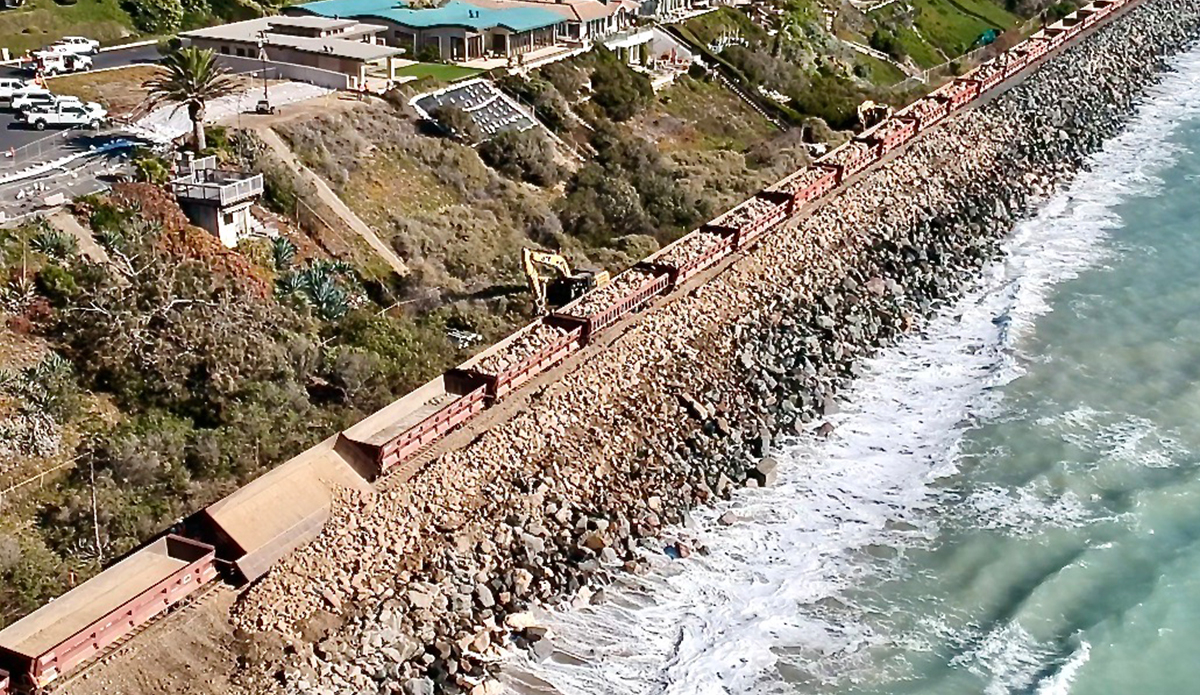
left=504, top=47, right=1200, bottom=695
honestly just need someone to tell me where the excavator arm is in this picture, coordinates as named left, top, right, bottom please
left=522, top=248, right=573, bottom=314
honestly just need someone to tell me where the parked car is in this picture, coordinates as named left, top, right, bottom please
left=28, top=52, right=92, bottom=76
left=0, top=77, right=43, bottom=101
left=51, top=36, right=100, bottom=55
left=18, top=101, right=106, bottom=130
left=12, top=91, right=82, bottom=112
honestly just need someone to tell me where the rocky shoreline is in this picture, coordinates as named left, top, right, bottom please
left=228, top=1, right=1200, bottom=692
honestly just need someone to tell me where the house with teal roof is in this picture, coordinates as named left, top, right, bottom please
left=289, top=0, right=635, bottom=62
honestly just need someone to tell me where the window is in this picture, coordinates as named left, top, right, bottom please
left=236, top=47, right=247, bottom=57
left=220, top=46, right=230, bottom=55
left=223, top=211, right=236, bottom=225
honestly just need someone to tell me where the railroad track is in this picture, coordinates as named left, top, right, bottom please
left=40, top=582, right=234, bottom=695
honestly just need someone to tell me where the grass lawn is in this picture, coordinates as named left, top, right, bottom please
left=912, top=0, right=1018, bottom=57
left=856, top=54, right=908, bottom=86
left=894, top=25, right=945, bottom=68
left=394, top=63, right=482, bottom=84
left=0, top=0, right=137, bottom=56
left=48, top=65, right=163, bottom=116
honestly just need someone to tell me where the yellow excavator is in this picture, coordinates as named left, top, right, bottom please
left=522, top=248, right=610, bottom=313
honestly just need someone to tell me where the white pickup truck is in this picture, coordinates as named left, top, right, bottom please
left=18, top=101, right=106, bottom=130
left=11, top=91, right=82, bottom=113
left=51, top=36, right=100, bottom=55
left=0, top=78, right=43, bottom=102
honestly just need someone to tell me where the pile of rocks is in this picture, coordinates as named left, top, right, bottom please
left=471, top=322, right=575, bottom=378
left=229, top=2, right=1200, bottom=693
left=709, top=195, right=784, bottom=231
left=655, top=231, right=728, bottom=268
left=557, top=268, right=661, bottom=318
left=822, top=140, right=873, bottom=168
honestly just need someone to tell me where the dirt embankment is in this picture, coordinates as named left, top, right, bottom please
left=61, top=1, right=1200, bottom=693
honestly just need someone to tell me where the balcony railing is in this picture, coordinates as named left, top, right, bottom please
left=173, top=171, right=264, bottom=207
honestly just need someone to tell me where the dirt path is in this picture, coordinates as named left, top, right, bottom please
left=48, top=210, right=110, bottom=265
left=255, top=126, right=410, bottom=278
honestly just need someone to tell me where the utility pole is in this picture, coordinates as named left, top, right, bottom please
left=89, top=455, right=102, bottom=563
left=257, top=31, right=271, bottom=111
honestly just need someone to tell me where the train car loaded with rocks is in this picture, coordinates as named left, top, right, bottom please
left=702, top=191, right=794, bottom=248
left=816, top=140, right=883, bottom=182
left=769, top=163, right=840, bottom=207
left=552, top=268, right=671, bottom=342
left=858, top=115, right=918, bottom=154
left=1078, top=0, right=1116, bottom=27
left=899, top=94, right=951, bottom=131
left=449, top=318, right=585, bottom=400
left=0, top=0, right=1154, bottom=686
left=940, top=78, right=980, bottom=111
left=1020, top=33, right=1053, bottom=63
left=0, top=536, right=218, bottom=690
left=636, top=228, right=736, bottom=290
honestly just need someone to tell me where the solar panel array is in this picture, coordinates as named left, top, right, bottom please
left=416, top=80, right=535, bottom=139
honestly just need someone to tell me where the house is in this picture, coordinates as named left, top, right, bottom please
left=180, top=15, right=408, bottom=89
left=289, top=0, right=635, bottom=63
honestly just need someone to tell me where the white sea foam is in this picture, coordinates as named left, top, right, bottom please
left=1035, top=641, right=1092, bottom=695
left=502, top=47, right=1200, bottom=695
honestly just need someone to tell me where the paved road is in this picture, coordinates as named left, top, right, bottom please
left=0, top=44, right=160, bottom=80
left=0, top=45, right=161, bottom=157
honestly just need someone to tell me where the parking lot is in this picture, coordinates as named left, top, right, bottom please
left=0, top=44, right=160, bottom=159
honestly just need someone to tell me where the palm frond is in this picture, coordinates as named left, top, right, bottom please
left=144, top=47, right=238, bottom=115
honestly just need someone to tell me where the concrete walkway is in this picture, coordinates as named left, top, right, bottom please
left=48, top=210, right=111, bottom=266
left=255, top=126, right=409, bottom=278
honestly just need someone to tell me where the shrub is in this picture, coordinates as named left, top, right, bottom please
left=35, top=264, right=78, bottom=307
left=869, top=28, right=906, bottom=60
left=415, top=43, right=443, bottom=63
left=589, top=50, right=653, bottom=122
left=790, top=71, right=869, bottom=130
left=134, top=156, right=171, bottom=185
left=499, top=75, right=572, bottom=132
left=1046, top=1, right=1076, bottom=20
left=540, top=61, right=587, bottom=100
left=271, top=236, right=297, bottom=271
left=478, top=128, right=561, bottom=186
left=430, top=105, right=481, bottom=143
left=30, top=229, right=78, bottom=260
left=558, top=121, right=706, bottom=245
left=123, top=0, right=184, bottom=33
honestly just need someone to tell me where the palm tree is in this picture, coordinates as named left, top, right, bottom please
left=144, top=47, right=238, bottom=152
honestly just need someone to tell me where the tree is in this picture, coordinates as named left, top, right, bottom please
left=144, top=47, right=238, bottom=152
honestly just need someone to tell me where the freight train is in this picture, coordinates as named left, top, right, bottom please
left=0, top=2, right=1130, bottom=690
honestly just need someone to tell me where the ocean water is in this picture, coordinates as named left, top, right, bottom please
left=501, top=48, right=1200, bottom=695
